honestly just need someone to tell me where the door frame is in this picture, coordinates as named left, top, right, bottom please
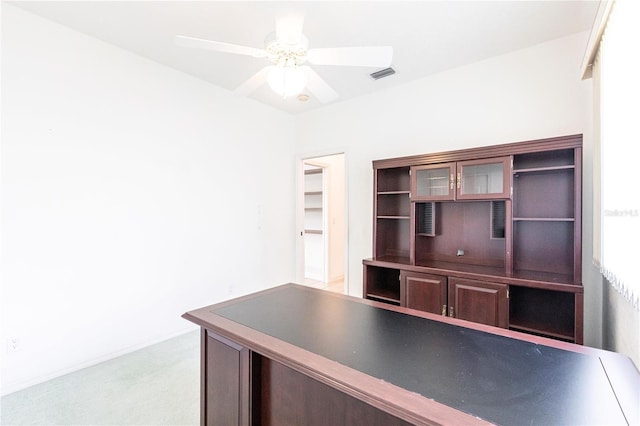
left=296, top=151, right=348, bottom=293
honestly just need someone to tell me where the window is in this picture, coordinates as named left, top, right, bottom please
left=591, top=0, right=640, bottom=308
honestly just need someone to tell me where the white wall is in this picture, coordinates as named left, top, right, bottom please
left=604, top=282, right=640, bottom=367
left=0, top=4, right=606, bottom=395
left=1, top=4, right=295, bottom=394
left=295, top=32, right=600, bottom=347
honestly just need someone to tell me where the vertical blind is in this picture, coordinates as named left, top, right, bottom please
left=591, top=0, right=639, bottom=308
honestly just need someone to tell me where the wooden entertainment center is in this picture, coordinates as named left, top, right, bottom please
left=363, top=134, right=584, bottom=343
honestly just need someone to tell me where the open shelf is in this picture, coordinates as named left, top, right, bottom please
left=414, top=259, right=506, bottom=277
left=513, top=221, right=574, bottom=278
left=365, top=266, right=401, bottom=305
left=377, top=167, right=410, bottom=193
left=509, top=286, right=575, bottom=342
left=513, top=149, right=574, bottom=170
left=513, top=218, right=574, bottom=222
left=375, top=217, right=410, bottom=260
left=378, top=190, right=410, bottom=195
left=370, top=255, right=412, bottom=265
left=414, top=201, right=505, bottom=269
left=514, top=165, right=575, bottom=174
left=367, top=293, right=402, bottom=306
left=509, top=324, right=574, bottom=342
left=513, top=169, right=574, bottom=219
left=377, top=192, right=411, bottom=217
left=511, top=269, right=576, bottom=286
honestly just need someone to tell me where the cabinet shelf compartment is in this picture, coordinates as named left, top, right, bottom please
left=377, top=167, right=410, bottom=193
left=491, top=201, right=506, bottom=239
left=416, top=202, right=436, bottom=236
left=377, top=192, right=411, bottom=217
left=513, top=149, right=574, bottom=170
left=513, top=221, right=574, bottom=279
left=364, top=266, right=401, bottom=305
left=415, top=202, right=505, bottom=268
left=375, top=218, right=410, bottom=261
left=509, top=286, right=576, bottom=342
left=513, top=169, right=574, bottom=219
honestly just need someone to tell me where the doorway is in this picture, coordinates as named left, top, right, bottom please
left=299, top=153, right=346, bottom=294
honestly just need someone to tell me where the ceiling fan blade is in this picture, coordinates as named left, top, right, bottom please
left=235, top=66, right=274, bottom=96
left=175, top=35, right=266, bottom=58
left=307, top=46, right=393, bottom=67
left=275, top=13, right=305, bottom=45
left=300, top=66, right=338, bottom=104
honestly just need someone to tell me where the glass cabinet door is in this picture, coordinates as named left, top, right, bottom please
left=411, top=163, right=456, bottom=201
left=456, top=156, right=511, bottom=200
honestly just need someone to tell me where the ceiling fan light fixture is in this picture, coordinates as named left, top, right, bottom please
left=265, top=32, right=309, bottom=66
left=267, top=65, right=307, bottom=98
left=176, top=16, right=393, bottom=105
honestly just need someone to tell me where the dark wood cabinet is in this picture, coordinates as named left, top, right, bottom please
left=365, top=134, right=583, bottom=343
left=374, top=167, right=411, bottom=262
left=401, top=271, right=447, bottom=315
left=511, top=148, right=581, bottom=281
left=448, top=277, right=508, bottom=328
left=411, top=157, right=511, bottom=202
left=400, top=272, right=508, bottom=328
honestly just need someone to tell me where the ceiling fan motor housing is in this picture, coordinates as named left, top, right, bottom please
left=265, top=32, right=309, bottom=67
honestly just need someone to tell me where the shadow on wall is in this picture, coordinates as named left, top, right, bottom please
left=603, top=278, right=640, bottom=369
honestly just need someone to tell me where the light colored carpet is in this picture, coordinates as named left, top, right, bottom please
left=1, top=330, right=199, bottom=425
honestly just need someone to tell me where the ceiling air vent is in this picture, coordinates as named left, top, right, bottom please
left=370, top=67, right=396, bottom=80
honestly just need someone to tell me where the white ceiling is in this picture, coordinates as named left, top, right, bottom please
left=10, top=1, right=599, bottom=114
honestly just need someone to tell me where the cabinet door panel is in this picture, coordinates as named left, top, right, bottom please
left=205, top=330, right=251, bottom=426
left=448, top=278, right=508, bottom=328
left=411, top=163, right=456, bottom=201
left=402, top=272, right=447, bottom=315
left=456, top=156, right=511, bottom=200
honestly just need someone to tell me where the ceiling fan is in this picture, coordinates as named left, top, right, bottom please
left=175, top=15, right=393, bottom=103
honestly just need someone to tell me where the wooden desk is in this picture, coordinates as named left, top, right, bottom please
left=183, top=284, right=639, bottom=425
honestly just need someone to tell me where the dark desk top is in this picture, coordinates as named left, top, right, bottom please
left=202, top=284, right=637, bottom=425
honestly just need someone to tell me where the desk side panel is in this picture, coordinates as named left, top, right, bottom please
left=204, top=331, right=250, bottom=426
left=260, top=356, right=412, bottom=426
